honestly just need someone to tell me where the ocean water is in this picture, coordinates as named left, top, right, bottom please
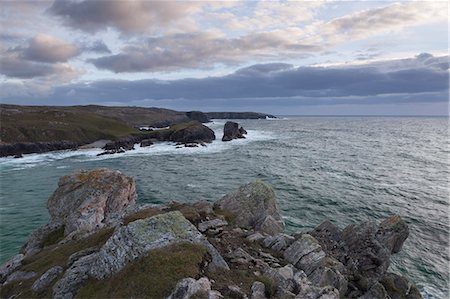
left=0, top=117, right=448, bottom=298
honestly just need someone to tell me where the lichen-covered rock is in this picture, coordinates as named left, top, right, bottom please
left=214, top=180, right=284, bottom=235
left=167, top=277, right=212, bottom=299
left=31, top=266, right=64, bottom=293
left=251, top=281, right=267, bottom=299
left=90, top=211, right=228, bottom=279
left=0, top=253, right=24, bottom=283
left=53, top=253, right=98, bottom=299
left=47, top=168, right=136, bottom=236
left=4, top=270, right=36, bottom=284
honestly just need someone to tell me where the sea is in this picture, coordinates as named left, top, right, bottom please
left=0, top=117, right=448, bottom=298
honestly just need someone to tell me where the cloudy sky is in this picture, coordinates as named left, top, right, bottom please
left=0, top=0, right=448, bottom=115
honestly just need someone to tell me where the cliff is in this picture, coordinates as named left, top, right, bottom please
left=0, top=169, right=422, bottom=299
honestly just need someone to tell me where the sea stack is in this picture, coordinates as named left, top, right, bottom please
left=222, top=121, right=247, bottom=141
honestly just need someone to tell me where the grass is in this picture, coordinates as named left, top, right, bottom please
left=21, top=227, right=114, bottom=276
left=1, top=108, right=137, bottom=144
left=123, top=207, right=163, bottom=225
left=0, top=228, right=114, bottom=299
left=76, top=243, right=207, bottom=298
left=40, top=225, right=65, bottom=248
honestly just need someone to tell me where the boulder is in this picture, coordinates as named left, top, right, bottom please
left=90, top=211, right=228, bottom=279
left=341, top=221, right=391, bottom=292
left=169, top=121, right=215, bottom=144
left=263, top=233, right=295, bottom=252
left=283, top=234, right=325, bottom=275
left=53, top=252, right=98, bottom=299
left=381, top=272, right=423, bottom=299
left=214, top=180, right=284, bottom=235
left=103, top=137, right=136, bottom=151
left=0, top=253, right=24, bottom=283
left=376, top=215, right=409, bottom=254
left=140, top=139, right=153, bottom=147
left=4, top=271, right=36, bottom=284
left=251, top=281, right=267, bottom=299
left=32, top=266, right=64, bottom=293
left=46, top=169, right=136, bottom=237
left=21, top=221, right=64, bottom=256
left=167, top=277, right=212, bottom=299
left=222, top=121, right=245, bottom=141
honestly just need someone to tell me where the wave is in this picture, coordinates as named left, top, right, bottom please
left=0, top=129, right=275, bottom=169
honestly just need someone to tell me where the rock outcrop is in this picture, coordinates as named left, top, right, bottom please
left=47, top=169, right=136, bottom=236
left=0, top=169, right=422, bottom=299
left=0, top=141, right=79, bottom=157
left=169, top=121, right=215, bottom=144
left=222, top=121, right=246, bottom=141
left=214, top=180, right=284, bottom=235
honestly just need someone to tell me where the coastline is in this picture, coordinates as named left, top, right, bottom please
left=0, top=168, right=422, bottom=299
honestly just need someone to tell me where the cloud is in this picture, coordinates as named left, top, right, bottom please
left=82, top=40, right=111, bottom=54
left=89, top=31, right=319, bottom=73
left=321, top=1, right=448, bottom=45
left=2, top=53, right=447, bottom=108
left=48, top=0, right=201, bottom=33
left=21, top=34, right=79, bottom=63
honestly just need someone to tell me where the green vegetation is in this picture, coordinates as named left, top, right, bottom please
left=76, top=243, right=207, bottom=299
left=123, top=207, right=163, bottom=225
left=0, top=228, right=114, bottom=299
left=40, top=226, right=65, bottom=248
left=1, top=108, right=137, bottom=144
left=21, top=228, right=114, bottom=276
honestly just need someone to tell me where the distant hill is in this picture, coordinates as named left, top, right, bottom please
left=206, top=112, right=276, bottom=119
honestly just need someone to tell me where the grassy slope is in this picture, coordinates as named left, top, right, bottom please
left=0, top=104, right=189, bottom=144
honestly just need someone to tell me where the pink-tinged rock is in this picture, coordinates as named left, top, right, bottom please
left=47, top=168, right=136, bottom=235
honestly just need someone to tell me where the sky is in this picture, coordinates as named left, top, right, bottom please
left=0, top=0, right=448, bottom=115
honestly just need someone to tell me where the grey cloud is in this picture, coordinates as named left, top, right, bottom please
left=22, top=34, right=78, bottom=63
left=2, top=53, right=446, bottom=106
left=83, top=40, right=111, bottom=54
left=0, top=55, right=55, bottom=78
left=89, top=33, right=319, bottom=73
left=48, top=0, right=199, bottom=33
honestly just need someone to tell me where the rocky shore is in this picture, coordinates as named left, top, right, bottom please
left=0, top=104, right=274, bottom=157
left=0, top=169, right=422, bottom=299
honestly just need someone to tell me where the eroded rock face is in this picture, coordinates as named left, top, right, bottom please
left=47, top=168, right=136, bottom=236
left=214, top=180, right=284, bottom=235
left=222, top=121, right=246, bottom=141
left=32, top=266, right=64, bottom=293
left=0, top=254, right=24, bottom=283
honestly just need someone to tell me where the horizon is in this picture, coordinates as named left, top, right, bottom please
left=0, top=0, right=449, bottom=115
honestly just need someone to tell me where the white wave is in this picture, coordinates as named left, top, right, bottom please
left=0, top=129, right=275, bottom=168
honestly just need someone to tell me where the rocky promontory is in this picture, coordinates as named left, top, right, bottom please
left=0, top=169, right=422, bottom=299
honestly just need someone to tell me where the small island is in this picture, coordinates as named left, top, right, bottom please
left=0, top=169, right=422, bottom=299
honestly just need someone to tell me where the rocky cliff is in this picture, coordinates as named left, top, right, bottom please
left=0, top=169, right=422, bottom=299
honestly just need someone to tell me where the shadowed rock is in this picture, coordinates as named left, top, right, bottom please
left=222, top=121, right=246, bottom=141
